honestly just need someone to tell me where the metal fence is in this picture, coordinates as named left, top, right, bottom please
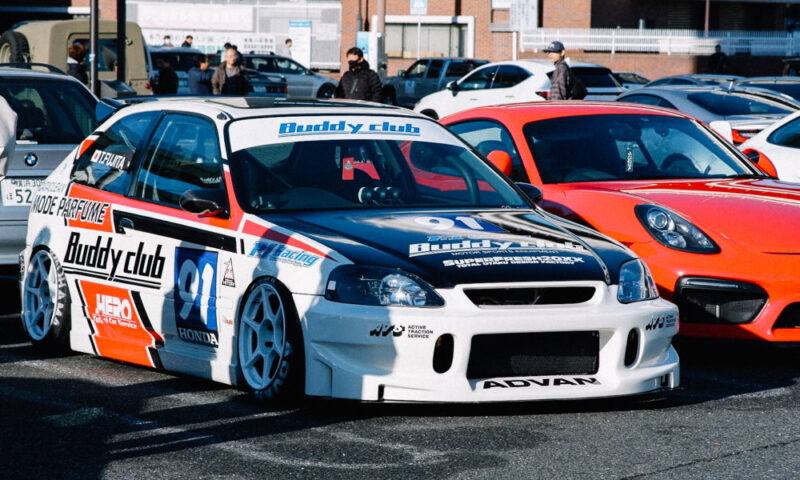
left=520, top=28, right=800, bottom=56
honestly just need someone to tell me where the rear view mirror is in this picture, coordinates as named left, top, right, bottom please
left=516, top=182, right=544, bottom=203
left=179, top=189, right=228, bottom=217
left=486, top=150, right=512, bottom=176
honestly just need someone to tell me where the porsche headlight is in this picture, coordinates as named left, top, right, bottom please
left=325, top=265, right=444, bottom=307
left=618, top=259, right=659, bottom=303
left=634, top=205, right=719, bottom=253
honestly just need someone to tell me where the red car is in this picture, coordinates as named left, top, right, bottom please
left=443, top=102, right=800, bottom=342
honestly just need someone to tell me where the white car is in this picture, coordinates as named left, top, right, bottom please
left=739, top=109, right=800, bottom=182
left=21, top=97, right=678, bottom=403
left=413, top=60, right=624, bottom=120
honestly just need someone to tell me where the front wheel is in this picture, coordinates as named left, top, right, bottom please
left=316, top=83, right=336, bottom=99
left=237, top=278, right=304, bottom=401
left=22, top=248, right=71, bottom=352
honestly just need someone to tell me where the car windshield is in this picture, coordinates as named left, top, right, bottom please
left=151, top=52, right=197, bottom=72
left=572, top=67, right=620, bottom=88
left=229, top=116, right=528, bottom=211
left=737, top=82, right=800, bottom=101
left=687, top=91, right=793, bottom=116
left=523, top=114, right=759, bottom=183
left=0, top=78, right=97, bottom=144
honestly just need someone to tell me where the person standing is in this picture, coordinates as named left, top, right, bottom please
left=335, top=47, right=382, bottom=102
left=544, top=40, right=581, bottom=100
left=188, top=54, right=213, bottom=95
left=182, top=35, right=194, bottom=48
left=66, top=42, right=88, bottom=85
left=212, top=46, right=250, bottom=95
left=709, top=44, right=728, bottom=74
left=162, top=35, right=173, bottom=47
left=283, top=38, right=293, bottom=58
left=153, top=57, right=179, bottom=94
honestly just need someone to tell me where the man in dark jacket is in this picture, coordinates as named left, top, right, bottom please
left=188, top=54, right=213, bottom=95
left=544, top=40, right=577, bottom=100
left=212, top=46, right=250, bottom=95
left=153, top=57, right=179, bottom=94
left=335, top=47, right=382, bottom=102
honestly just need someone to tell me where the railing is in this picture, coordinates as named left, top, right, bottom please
left=520, top=28, right=800, bottom=56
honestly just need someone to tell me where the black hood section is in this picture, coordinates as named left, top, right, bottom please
left=260, top=209, right=636, bottom=288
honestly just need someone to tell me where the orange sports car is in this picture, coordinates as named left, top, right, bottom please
left=443, top=102, right=800, bottom=342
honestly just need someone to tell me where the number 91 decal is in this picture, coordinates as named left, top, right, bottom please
left=174, top=248, right=219, bottom=346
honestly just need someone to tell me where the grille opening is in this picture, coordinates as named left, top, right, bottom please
left=467, top=331, right=599, bottom=379
left=464, top=287, right=595, bottom=307
left=624, top=329, right=639, bottom=367
left=676, top=277, right=767, bottom=325
left=432, top=334, right=454, bottom=373
left=774, top=303, right=800, bottom=329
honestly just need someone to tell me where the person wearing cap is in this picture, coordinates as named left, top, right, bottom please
left=544, top=40, right=577, bottom=100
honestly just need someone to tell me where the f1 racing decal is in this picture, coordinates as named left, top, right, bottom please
left=77, top=280, right=163, bottom=367
left=482, top=377, right=601, bottom=389
left=249, top=241, right=321, bottom=267
left=63, top=232, right=165, bottom=289
left=278, top=120, right=421, bottom=138
left=174, top=247, right=219, bottom=347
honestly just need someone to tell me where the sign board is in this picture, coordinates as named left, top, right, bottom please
left=510, top=0, right=539, bottom=32
left=288, top=21, right=312, bottom=68
left=410, top=0, right=427, bottom=16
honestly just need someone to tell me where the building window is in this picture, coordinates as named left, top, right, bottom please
left=385, top=23, right=467, bottom=59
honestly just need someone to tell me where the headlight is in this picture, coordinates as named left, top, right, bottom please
left=618, top=259, right=659, bottom=303
left=325, top=265, right=444, bottom=307
left=634, top=205, right=719, bottom=253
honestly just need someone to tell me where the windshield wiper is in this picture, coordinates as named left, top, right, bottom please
left=724, top=173, right=767, bottom=179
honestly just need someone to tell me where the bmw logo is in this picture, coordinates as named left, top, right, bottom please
left=24, top=152, right=38, bottom=167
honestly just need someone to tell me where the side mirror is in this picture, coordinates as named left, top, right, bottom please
left=398, top=70, right=407, bottom=77
left=486, top=150, right=512, bottom=176
left=179, top=189, right=228, bottom=217
left=516, top=182, right=544, bottom=203
left=742, top=148, right=778, bottom=178
left=446, top=80, right=459, bottom=95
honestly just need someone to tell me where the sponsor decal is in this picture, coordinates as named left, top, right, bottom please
left=369, top=324, right=432, bottom=339
left=249, top=241, right=321, bottom=267
left=90, top=149, right=131, bottom=170
left=93, top=293, right=136, bottom=329
left=278, top=120, right=420, bottom=138
left=64, top=232, right=165, bottom=283
left=221, top=258, right=236, bottom=287
left=645, top=313, right=677, bottom=331
left=443, top=255, right=585, bottom=268
left=409, top=238, right=586, bottom=257
left=482, top=377, right=601, bottom=389
left=30, top=193, right=109, bottom=225
left=409, top=215, right=505, bottom=233
left=174, top=248, right=218, bottom=347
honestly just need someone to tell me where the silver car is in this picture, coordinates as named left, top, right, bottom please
left=242, top=53, right=337, bottom=99
left=0, top=66, right=97, bottom=274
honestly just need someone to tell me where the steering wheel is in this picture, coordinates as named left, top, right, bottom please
left=661, top=153, right=700, bottom=176
left=446, top=156, right=479, bottom=204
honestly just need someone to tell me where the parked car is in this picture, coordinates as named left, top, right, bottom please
left=0, top=66, right=98, bottom=276
left=739, top=109, right=800, bottom=182
left=152, top=47, right=287, bottom=97
left=20, top=97, right=679, bottom=402
left=617, top=86, right=797, bottom=144
left=645, top=74, right=744, bottom=88
left=613, top=71, right=650, bottom=89
left=733, top=76, right=800, bottom=102
left=382, top=57, right=488, bottom=108
left=0, top=20, right=151, bottom=95
left=444, top=101, right=800, bottom=343
left=240, top=53, right=336, bottom=99
left=413, top=60, right=624, bottom=119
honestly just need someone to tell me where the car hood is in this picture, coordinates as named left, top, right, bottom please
left=261, top=209, right=635, bottom=288
left=594, top=178, right=800, bottom=253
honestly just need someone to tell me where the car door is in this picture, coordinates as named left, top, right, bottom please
left=276, top=57, right=313, bottom=98
left=123, top=112, right=235, bottom=353
left=490, top=65, right=532, bottom=104
left=397, top=59, right=429, bottom=107
left=447, top=64, right=499, bottom=116
left=415, top=59, right=444, bottom=100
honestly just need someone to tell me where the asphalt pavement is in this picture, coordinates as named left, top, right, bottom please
left=3, top=308, right=800, bottom=479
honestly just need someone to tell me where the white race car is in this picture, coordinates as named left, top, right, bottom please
left=21, top=97, right=679, bottom=402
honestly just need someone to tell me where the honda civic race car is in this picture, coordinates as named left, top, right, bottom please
left=444, top=102, right=800, bottom=343
left=20, top=98, right=678, bottom=402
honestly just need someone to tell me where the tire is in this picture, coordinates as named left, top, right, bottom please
left=0, top=31, right=30, bottom=63
left=21, top=248, right=71, bottom=352
left=237, top=277, right=304, bottom=401
left=316, top=83, right=336, bottom=99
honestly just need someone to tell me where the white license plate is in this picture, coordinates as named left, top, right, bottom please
left=254, top=86, right=266, bottom=93
left=1, top=178, right=44, bottom=206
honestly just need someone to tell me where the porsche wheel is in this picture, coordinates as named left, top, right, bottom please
left=237, top=278, right=304, bottom=401
left=22, top=249, right=70, bottom=352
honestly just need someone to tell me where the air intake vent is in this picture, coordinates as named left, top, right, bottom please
left=774, top=303, right=800, bottom=329
left=675, top=277, right=767, bottom=324
left=464, top=287, right=595, bottom=307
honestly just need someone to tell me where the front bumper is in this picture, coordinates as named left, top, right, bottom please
left=295, top=280, right=679, bottom=402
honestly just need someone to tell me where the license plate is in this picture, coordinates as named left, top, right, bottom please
left=1, top=178, right=44, bottom=206
left=254, top=86, right=266, bottom=93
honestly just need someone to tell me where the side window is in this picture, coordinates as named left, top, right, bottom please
left=249, top=57, right=279, bottom=73
left=621, top=94, right=675, bottom=109
left=134, top=115, right=223, bottom=207
left=71, top=112, right=159, bottom=195
left=447, top=120, right=529, bottom=182
left=492, top=66, right=530, bottom=89
left=276, top=58, right=306, bottom=75
left=458, top=66, right=497, bottom=90
left=768, top=117, right=800, bottom=148
left=426, top=60, right=443, bottom=79
left=406, top=60, right=428, bottom=79
left=445, top=61, right=483, bottom=78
